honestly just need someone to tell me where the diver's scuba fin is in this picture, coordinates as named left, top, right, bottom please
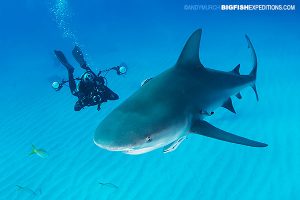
left=72, top=46, right=88, bottom=69
left=54, top=50, right=74, bottom=73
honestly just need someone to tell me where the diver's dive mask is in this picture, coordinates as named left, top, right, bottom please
left=82, top=72, right=95, bottom=83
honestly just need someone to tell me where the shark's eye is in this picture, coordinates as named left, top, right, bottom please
left=146, top=136, right=152, bottom=143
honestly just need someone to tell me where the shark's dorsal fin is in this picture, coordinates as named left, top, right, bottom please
left=222, top=98, right=236, bottom=114
left=176, top=29, right=205, bottom=70
left=231, top=64, right=240, bottom=75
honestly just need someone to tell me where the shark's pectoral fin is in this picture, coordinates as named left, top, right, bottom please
left=222, top=97, right=236, bottom=114
left=190, top=120, right=268, bottom=147
left=176, top=29, right=205, bottom=70
left=163, top=136, right=187, bottom=153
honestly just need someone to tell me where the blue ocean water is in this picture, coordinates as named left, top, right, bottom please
left=0, top=0, right=299, bottom=199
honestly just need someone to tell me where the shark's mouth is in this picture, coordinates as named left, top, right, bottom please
left=123, top=146, right=159, bottom=155
left=94, top=140, right=149, bottom=153
left=94, top=138, right=165, bottom=155
left=123, top=140, right=169, bottom=155
left=94, top=143, right=152, bottom=154
left=94, top=140, right=130, bottom=151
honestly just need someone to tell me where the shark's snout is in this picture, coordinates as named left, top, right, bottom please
left=94, top=135, right=152, bottom=154
left=94, top=106, right=190, bottom=154
left=94, top=118, right=165, bottom=155
left=94, top=119, right=149, bottom=152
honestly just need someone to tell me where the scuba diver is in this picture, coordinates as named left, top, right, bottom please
left=52, top=46, right=127, bottom=111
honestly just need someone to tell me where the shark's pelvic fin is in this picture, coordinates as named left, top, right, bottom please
left=231, top=64, right=240, bottom=75
left=190, top=120, right=268, bottom=147
left=176, top=29, right=205, bottom=70
left=245, top=35, right=259, bottom=101
left=222, top=98, right=236, bottom=114
left=236, top=92, right=242, bottom=99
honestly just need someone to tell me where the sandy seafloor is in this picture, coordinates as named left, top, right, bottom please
left=0, top=0, right=299, bottom=199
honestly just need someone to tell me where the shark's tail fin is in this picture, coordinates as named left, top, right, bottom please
left=246, top=34, right=259, bottom=101
left=249, top=63, right=258, bottom=101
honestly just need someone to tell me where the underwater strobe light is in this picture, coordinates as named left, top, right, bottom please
left=115, top=62, right=128, bottom=75
left=52, top=81, right=63, bottom=91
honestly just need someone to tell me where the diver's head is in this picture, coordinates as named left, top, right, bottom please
left=82, top=72, right=95, bottom=84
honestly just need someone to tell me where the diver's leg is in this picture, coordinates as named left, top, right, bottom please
left=54, top=50, right=74, bottom=72
left=54, top=50, right=77, bottom=95
left=67, top=70, right=77, bottom=95
left=72, top=46, right=90, bottom=70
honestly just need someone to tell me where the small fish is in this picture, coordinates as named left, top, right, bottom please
left=16, top=185, right=41, bottom=196
left=29, top=144, right=48, bottom=158
left=98, top=182, right=119, bottom=189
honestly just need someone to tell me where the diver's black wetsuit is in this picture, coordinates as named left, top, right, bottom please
left=54, top=47, right=119, bottom=111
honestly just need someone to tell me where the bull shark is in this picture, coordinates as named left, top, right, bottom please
left=94, top=29, right=268, bottom=155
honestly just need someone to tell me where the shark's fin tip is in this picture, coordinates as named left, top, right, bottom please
left=176, top=29, right=205, bottom=70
